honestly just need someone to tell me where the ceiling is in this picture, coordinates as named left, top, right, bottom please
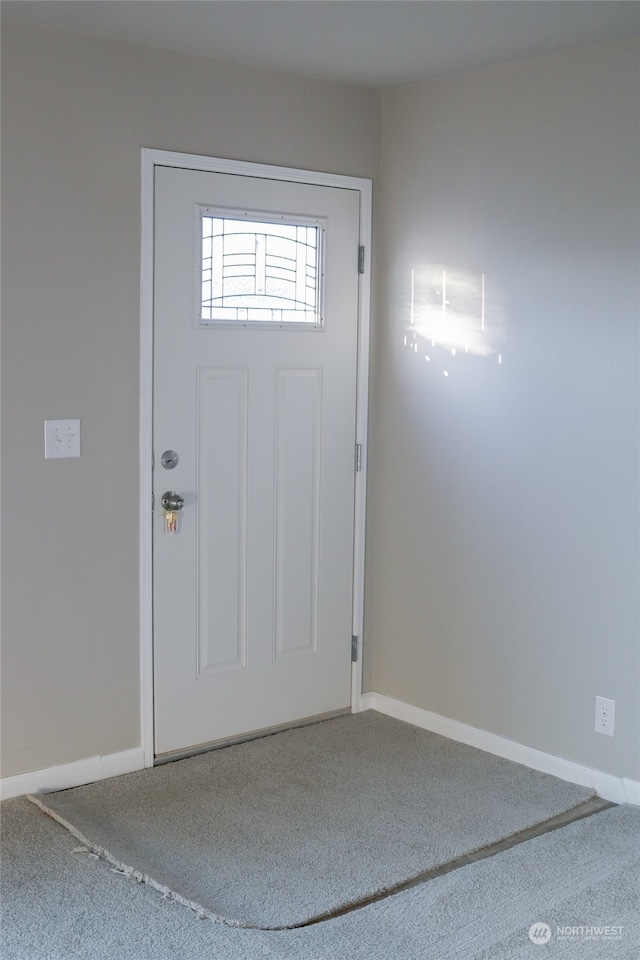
left=3, top=0, right=639, bottom=89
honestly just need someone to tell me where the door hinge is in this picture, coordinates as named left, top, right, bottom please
left=351, top=635, right=358, bottom=663
left=358, top=245, right=365, bottom=275
left=355, top=443, right=362, bottom=472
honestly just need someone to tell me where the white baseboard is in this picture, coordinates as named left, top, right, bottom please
left=0, top=747, right=145, bottom=801
left=362, top=692, right=640, bottom=807
left=4, top=702, right=638, bottom=807
left=622, top=778, right=640, bottom=806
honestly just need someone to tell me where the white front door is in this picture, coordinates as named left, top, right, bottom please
left=153, top=164, right=361, bottom=757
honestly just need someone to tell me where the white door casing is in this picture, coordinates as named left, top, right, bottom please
left=141, top=153, right=371, bottom=762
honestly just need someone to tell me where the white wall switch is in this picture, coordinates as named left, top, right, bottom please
left=44, top=419, right=81, bottom=459
left=595, top=695, right=615, bottom=737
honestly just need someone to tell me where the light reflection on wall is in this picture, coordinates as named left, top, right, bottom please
left=404, top=265, right=504, bottom=377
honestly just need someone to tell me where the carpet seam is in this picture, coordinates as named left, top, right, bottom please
left=27, top=792, right=609, bottom=932
left=297, top=796, right=615, bottom=926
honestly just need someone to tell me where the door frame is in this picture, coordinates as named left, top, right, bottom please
left=139, top=148, right=372, bottom=766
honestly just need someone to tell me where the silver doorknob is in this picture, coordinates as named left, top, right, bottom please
left=161, top=491, right=185, bottom=511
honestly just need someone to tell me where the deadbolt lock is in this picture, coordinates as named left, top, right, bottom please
left=160, top=449, right=179, bottom=470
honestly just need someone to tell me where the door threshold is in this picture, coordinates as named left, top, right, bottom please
left=154, top=706, right=352, bottom=765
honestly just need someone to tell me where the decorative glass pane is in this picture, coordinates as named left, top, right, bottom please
left=201, top=214, right=322, bottom=325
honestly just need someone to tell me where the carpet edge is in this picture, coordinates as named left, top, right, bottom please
left=26, top=791, right=608, bottom=931
left=26, top=794, right=248, bottom=930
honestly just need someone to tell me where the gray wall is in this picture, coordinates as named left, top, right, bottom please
left=370, top=37, right=639, bottom=779
left=3, top=21, right=638, bottom=786
left=1, top=21, right=379, bottom=778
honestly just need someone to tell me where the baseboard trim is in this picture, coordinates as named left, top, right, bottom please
left=0, top=747, right=145, bottom=801
left=4, top=703, right=638, bottom=807
left=622, top=778, right=640, bottom=806
left=362, top=692, right=640, bottom=806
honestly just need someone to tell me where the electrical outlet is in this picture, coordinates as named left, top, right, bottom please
left=595, top=696, right=615, bottom=737
left=44, top=419, right=81, bottom=459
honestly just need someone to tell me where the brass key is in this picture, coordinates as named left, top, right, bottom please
left=165, top=509, right=178, bottom=534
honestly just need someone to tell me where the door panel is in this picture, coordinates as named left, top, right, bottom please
left=153, top=166, right=360, bottom=756
left=196, top=366, right=248, bottom=676
left=274, top=366, right=322, bottom=661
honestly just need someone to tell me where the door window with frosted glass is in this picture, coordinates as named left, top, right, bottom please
left=201, top=211, right=324, bottom=327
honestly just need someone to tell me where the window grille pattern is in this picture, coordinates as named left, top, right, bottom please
left=201, top=215, right=321, bottom=324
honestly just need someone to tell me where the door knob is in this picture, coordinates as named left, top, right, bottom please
left=161, top=491, right=185, bottom=511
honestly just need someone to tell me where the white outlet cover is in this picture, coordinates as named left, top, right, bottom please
left=44, top=419, right=81, bottom=459
left=595, top=695, right=615, bottom=737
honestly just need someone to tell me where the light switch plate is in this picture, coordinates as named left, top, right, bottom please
left=44, top=419, right=81, bottom=458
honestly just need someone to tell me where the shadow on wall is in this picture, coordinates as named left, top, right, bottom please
left=403, top=265, right=506, bottom=378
